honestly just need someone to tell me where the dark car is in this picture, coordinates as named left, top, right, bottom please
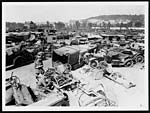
left=129, top=43, right=144, bottom=63
left=106, top=47, right=144, bottom=67
left=52, top=46, right=86, bottom=70
left=6, top=45, right=34, bottom=68
left=108, top=52, right=133, bottom=67
left=6, top=32, right=30, bottom=44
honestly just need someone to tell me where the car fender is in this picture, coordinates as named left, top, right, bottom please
left=132, top=53, right=142, bottom=61
left=13, top=56, right=26, bottom=66
left=123, top=58, right=133, bottom=65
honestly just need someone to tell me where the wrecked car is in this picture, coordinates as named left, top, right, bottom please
left=52, top=46, right=86, bottom=70
left=5, top=72, right=69, bottom=106
left=36, top=63, right=79, bottom=93
left=6, top=45, right=34, bottom=68
left=106, top=47, right=144, bottom=67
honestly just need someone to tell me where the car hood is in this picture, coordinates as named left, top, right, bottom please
left=114, top=53, right=130, bottom=59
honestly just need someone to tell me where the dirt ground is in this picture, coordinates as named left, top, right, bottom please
left=5, top=58, right=147, bottom=109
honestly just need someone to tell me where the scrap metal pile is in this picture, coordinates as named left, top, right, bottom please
left=6, top=60, right=136, bottom=107
left=5, top=30, right=144, bottom=107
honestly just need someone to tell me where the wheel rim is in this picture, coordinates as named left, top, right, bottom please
left=64, top=63, right=72, bottom=73
left=136, top=56, right=143, bottom=63
left=90, top=60, right=98, bottom=68
left=125, top=60, right=133, bottom=67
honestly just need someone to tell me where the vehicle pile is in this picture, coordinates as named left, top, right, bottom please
left=6, top=60, right=136, bottom=107
left=5, top=30, right=144, bottom=107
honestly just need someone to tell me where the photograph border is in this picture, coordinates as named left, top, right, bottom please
left=1, top=1, right=149, bottom=111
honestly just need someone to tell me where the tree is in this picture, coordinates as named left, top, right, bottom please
left=6, top=22, right=25, bottom=32
left=134, top=21, right=143, bottom=27
left=30, top=21, right=37, bottom=30
left=54, top=22, right=65, bottom=30
left=46, top=21, right=50, bottom=26
left=102, top=22, right=106, bottom=29
left=75, top=21, right=80, bottom=30
left=107, top=22, right=111, bottom=30
left=16, top=23, right=24, bottom=31
left=127, top=21, right=133, bottom=27
left=23, top=26, right=28, bottom=31
left=120, top=22, right=124, bottom=30
left=88, top=22, right=93, bottom=29
left=82, top=21, right=87, bottom=28
left=46, top=21, right=50, bottom=29
left=49, top=24, right=54, bottom=29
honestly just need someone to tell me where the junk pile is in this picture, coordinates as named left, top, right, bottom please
left=5, top=72, right=69, bottom=106
left=6, top=62, right=125, bottom=107
left=74, top=61, right=136, bottom=89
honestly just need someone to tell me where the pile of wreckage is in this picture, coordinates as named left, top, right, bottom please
left=5, top=56, right=136, bottom=107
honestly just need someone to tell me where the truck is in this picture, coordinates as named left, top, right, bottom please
left=52, top=45, right=97, bottom=70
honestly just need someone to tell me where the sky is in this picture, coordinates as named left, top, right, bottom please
left=3, top=2, right=147, bottom=23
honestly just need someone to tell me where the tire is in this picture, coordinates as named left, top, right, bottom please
left=13, top=57, right=25, bottom=67
left=136, top=55, right=144, bottom=63
left=64, top=63, right=72, bottom=72
left=89, top=60, right=99, bottom=68
left=124, top=60, right=133, bottom=67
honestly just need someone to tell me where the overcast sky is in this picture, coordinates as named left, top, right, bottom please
left=3, top=2, right=147, bottom=23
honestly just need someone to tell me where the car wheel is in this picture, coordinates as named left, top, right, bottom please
left=64, top=63, right=72, bottom=71
left=136, top=55, right=144, bottom=63
left=89, top=60, right=98, bottom=68
left=14, top=57, right=25, bottom=67
left=124, top=60, right=133, bottom=67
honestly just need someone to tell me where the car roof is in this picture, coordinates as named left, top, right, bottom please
left=54, top=46, right=80, bottom=56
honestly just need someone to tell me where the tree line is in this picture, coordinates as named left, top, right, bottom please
left=6, top=20, right=144, bottom=32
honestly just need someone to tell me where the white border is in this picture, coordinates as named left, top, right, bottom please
left=2, top=2, right=149, bottom=5
left=2, top=2, right=149, bottom=111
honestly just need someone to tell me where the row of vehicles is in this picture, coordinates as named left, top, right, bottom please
left=6, top=30, right=144, bottom=70
left=6, top=31, right=52, bottom=69
left=52, top=44, right=144, bottom=70
left=54, top=48, right=144, bottom=70
left=6, top=30, right=77, bottom=69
